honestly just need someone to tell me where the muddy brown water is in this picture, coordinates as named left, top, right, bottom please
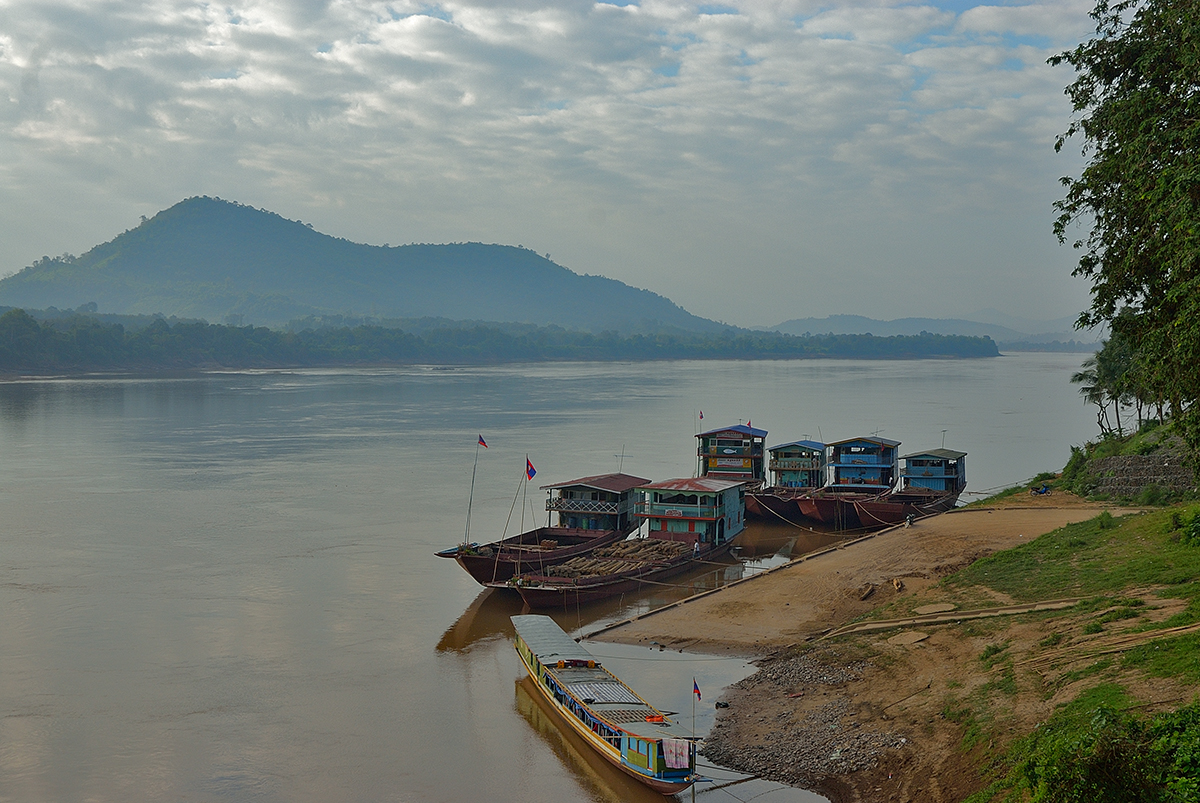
left=0, top=355, right=1095, bottom=801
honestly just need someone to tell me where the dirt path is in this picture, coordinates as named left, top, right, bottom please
left=591, top=507, right=1113, bottom=655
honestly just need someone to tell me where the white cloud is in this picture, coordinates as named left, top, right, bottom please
left=0, top=0, right=1099, bottom=325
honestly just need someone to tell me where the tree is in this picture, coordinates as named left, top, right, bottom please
left=1051, top=0, right=1200, bottom=451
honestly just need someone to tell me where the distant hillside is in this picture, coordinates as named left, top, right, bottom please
left=771, top=314, right=1103, bottom=351
left=0, top=197, right=725, bottom=334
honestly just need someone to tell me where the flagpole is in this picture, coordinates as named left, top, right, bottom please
left=464, top=439, right=481, bottom=545
left=691, top=680, right=697, bottom=800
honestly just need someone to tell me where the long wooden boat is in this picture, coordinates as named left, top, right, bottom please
left=435, top=524, right=636, bottom=586
left=502, top=536, right=734, bottom=608
left=852, top=489, right=961, bottom=527
left=511, top=614, right=696, bottom=793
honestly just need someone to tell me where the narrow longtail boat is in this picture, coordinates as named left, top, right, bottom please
left=437, top=472, right=649, bottom=585
left=511, top=614, right=697, bottom=793
left=852, top=448, right=967, bottom=527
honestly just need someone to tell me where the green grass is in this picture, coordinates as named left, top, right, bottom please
left=1123, top=633, right=1200, bottom=682
left=944, top=507, right=1200, bottom=603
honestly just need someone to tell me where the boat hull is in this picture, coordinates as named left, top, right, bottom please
left=436, top=525, right=634, bottom=585
left=853, top=491, right=961, bottom=527
left=745, top=487, right=815, bottom=522
left=510, top=540, right=735, bottom=609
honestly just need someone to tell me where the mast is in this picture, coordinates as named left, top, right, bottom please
left=464, top=438, right=482, bottom=545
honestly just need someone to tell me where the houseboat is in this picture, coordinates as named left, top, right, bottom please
left=696, top=424, right=768, bottom=485
left=745, top=439, right=826, bottom=522
left=512, top=614, right=697, bottom=793
left=436, top=473, right=647, bottom=585
left=503, top=477, right=745, bottom=608
left=797, top=436, right=900, bottom=530
left=854, top=449, right=967, bottom=526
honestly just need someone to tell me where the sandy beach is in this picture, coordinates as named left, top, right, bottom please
left=593, top=499, right=1144, bottom=802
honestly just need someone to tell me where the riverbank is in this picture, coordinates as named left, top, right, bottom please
left=593, top=497, right=1181, bottom=802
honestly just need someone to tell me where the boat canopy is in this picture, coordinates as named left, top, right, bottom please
left=512, top=615, right=596, bottom=665
left=540, top=473, right=651, bottom=493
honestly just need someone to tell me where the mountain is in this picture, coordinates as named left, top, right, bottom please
left=770, top=314, right=1104, bottom=350
left=0, top=197, right=726, bottom=334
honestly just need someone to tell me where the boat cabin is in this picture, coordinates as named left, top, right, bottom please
left=696, top=424, right=768, bottom=482
left=541, top=473, right=650, bottom=531
left=768, top=440, right=826, bottom=488
left=636, top=477, right=746, bottom=545
left=825, top=436, right=901, bottom=490
left=900, top=449, right=967, bottom=493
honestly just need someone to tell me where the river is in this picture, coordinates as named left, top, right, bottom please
left=0, top=353, right=1097, bottom=802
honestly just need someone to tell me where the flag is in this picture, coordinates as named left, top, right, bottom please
left=693, top=678, right=701, bottom=701
left=477, top=435, right=488, bottom=448
left=526, top=458, right=537, bottom=480
left=699, top=410, right=704, bottom=420
left=747, top=419, right=752, bottom=428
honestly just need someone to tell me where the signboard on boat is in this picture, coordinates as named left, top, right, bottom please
left=710, top=457, right=752, bottom=469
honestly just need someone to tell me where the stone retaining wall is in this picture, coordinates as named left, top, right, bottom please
left=1089, top=452, right=1197, bottom=499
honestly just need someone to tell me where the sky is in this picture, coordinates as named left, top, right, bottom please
left=0, top=0, right=1100, bottom=328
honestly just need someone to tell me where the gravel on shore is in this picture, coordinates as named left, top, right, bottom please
left=701, top=650, right=909, bottom=789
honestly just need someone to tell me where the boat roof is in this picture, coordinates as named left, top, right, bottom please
left=828, top=435, right=902, bottom=448
left=769, top=440, right=825, bottom=452
left=512, top=615, right=694, bottom=740
left=902, top=448, right=966, bottom=460
left=512, top=614, right=596, bottom=664
left=697, top=424, right=768, bottom=439
left=540, top=472, right=651, bottom=493
left=639, top=477, right=746, bottom=492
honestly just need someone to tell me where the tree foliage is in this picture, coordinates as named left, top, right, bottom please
left=1051, top=0, right=1200, bottom=451
left=0, top=309, right=999, bottom=372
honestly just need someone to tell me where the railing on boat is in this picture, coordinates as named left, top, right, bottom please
left=637, top=502, right=723, bottom=519
left=546, top=498, right=621, bottom=514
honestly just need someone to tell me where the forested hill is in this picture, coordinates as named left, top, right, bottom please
left=0, top=308, right=999, bottom=372
left=0, top=197, right=724, bottom=334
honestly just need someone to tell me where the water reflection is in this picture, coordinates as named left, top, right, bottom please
left=515, top=677, right=675, bottom=802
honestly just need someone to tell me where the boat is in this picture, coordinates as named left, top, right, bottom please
left=504, top=535, right=735, bottom=608
left=797, top=436, right=900, bottom=530
left=504, top=476, right=746, bottom=608
left=511, top=614, right=697, bottom=793
left=745, top=439, right=826, bottom=522
left=852, top=448, right=967, bottom=527
left=437, top=472, right=649, bottom=585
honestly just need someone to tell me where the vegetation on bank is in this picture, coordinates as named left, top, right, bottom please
left=930, top=506, right=1200, bottom=802
left=1052, top=0, right=1200, bottom=458
left=0, top=308, right=1000, bottom=372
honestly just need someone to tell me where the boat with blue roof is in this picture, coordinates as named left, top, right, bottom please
left=511, top=614, right=697, bottom=793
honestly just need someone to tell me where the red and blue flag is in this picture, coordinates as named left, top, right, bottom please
left=699, top=410, right=704, bottom=420
left=478, top=435, right=488, bottom=448
left=693, top=678, right=701, bottom=701
left=526, top=458, right=537, bottom=480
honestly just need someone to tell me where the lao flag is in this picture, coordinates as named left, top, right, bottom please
left=477, top=435, right=488, bottom=448
left=526, top=458, right=537, bottom=480
left=699, top=410, right=704, bottom=420
left=693, top=678, right=701, bottom=701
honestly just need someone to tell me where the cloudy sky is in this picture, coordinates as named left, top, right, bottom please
left=1, top=0, right=1099, bottom=327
